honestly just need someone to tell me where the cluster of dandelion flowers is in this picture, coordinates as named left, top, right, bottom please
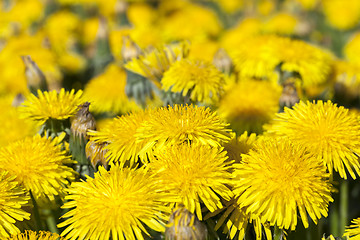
left=19, top=88, right=83, bottom=125
left=232, top=138, right=333, bottom=230
left=83, top=63, right=140, bottom=114
left=136, top=105, right=232, bottom=156
left=217, top=79, right=281, bottom=134
left=345, top=217, right=360, bottom=239
left=161, top=58, right=225, bottom=103
left=87, top=111, right=150, bottom=167
left=266, top=100, right=360, bottom=179
left=58, top=165, right=174, bottom=240
left=0, top=135, right=76, bottom=200
left=148, top=144, right=233, bottom=220
left=0, top=171, right=30, bottom=238
left=7, top=230, right=63, bottom=240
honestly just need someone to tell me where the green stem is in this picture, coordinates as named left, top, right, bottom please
left=29, top=190, right=43, bottom=230
left=274, top=226, right=283, bottom=240
left=340, top=179, right=349, bottom=235
left=45, top=210, right=59, bottom=234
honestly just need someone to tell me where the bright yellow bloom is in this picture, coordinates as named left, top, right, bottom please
left=87, top=111, right=149, bottom=167
left=217, top=79, right=281, bottom=134
left=333, top=60, right=360, bottom=100
left=262, top=12, right=298, bottom=35
left=322, top=0, right=360, bottom=30
left=294, top=0, right=319, bottom=10
left=0, top=171, right=30, bottom=238
left=0, top=135, right=76, bottom=200
left=83, top=64, right=140, bottom=114
left=345, top=217, right=360, bottom=239
left=161, top=59, right=225, bottom=103
left=266, top=100, right=360, bottom=179
left=233, top=138, right=333, bottom=230
left=0, top=96, right=38, bottom=147
left=149, top=144, right=233, bottom=220
left=7, top=230, right=63, bottom=240
left=136, top=105, right=232, bottom=155
left=57, top=53, right=87, bottom=74
left=344, top=32, right=360, bottom=63
left=58, top=166, right=174, bottom=240
left=19, top=89, right=83, bottom=125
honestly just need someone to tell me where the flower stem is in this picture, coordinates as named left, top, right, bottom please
left=340, top=179, right=349, bottom=235
left=274, top=226, right=284, bottom=240
left=29, top=190, right=43, bottom=230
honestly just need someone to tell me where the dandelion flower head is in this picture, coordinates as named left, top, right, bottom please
left=161, top=58, right=226, bottom=103
left=59, top=165, right=173, bottom=240
left=149, top=144, right=233, bottom=220
left=344, top=32, right=360, bottom=63
left=19, top=89, right=83, bottom=125
left=7, top=230, right=64, bottom=240
left=344, top=217, right=360, bottom=239
left=266, top=100, right=360, bottom=179
left=322, top=0, right=360, bottom=30
left=0, top=135, right=76, bottom=200
left=233, top=138, right=333, bottom=230
left=0, top=171, right=30, bottom=238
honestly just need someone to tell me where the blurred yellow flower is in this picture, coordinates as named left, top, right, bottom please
left=344, top=32, right=360, bottom=63
left=233, top=138, right=333, bottom=230
left=83, top=64, right=140, bottom=114
left=7, top=230, right=64, bottom=240
left=149, top=144, right=233, bottom=220
left=0, top=171, right=30, bottom=239
left=266, top=100, right=360, bottom=179
left=161, top=59, right=225, bottom=103
left=0, top=135, right=76, bottom=200
left=20, top=89, right=83, bottom=125
left=58, top=166, right=174, bottom=240
left=262, top=12, right=298, bottom=35
left=333, top=60, right=360, bottom=100
left=322, top=0, right=360, bottom=30
left=217, top=79, right=281, bottom=134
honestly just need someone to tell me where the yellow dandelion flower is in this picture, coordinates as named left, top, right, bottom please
left=233, top=138, right=333, bottom=230
left=322, top=0, right=360, bottom=30
left=0, top=96, right=38, bottom=147
left=217, top=79, right=281, bottom=134
left=333, top=60, right=360, bottom=100
left=294, top=0, right=319, bottom=10
left=0, top=171, right=30, bottom=239
left=80, top=17, right=99, bottom=46
left=223, top=131, right=257, bottom=165
left=58, top=165, right=173, bottom=240
left=161, top=59, right=225, bottom=103
left=7, top=230, right=63, bottom=240
left=57, top=53, right=87, bottom=74
left=0, top=135, right=76, bottom=200
left=149, top=144, right=233, bottom=220
left=19, top=89, right=83, bottom=125
left=262, top=12, right=298, bottom=35
left=214, top=0, right=244, bottom=14
left=87, top=111, right=149, bottom=167
left=83, top=64, right=140, bottom=114
left=277, top=37, right=333, bottom=88
left=266, top=100, right=360, bottom=179
left=345, top=217, right=360, bottom=239
left=127, top=3, right=156, bottom=27
left=344, top=32, right=360, bottom=63
left=136, top=105, right=232, bottom=155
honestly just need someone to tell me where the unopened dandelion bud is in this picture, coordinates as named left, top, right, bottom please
left=71, top=102, right=96, bottom=139
left=121, top=35, right=142, bottom=62
left=85, top=140, right=109, bottom=169
left=21, top=55, right=48, bottom=93
left=165, top=205, right=208, bottom=240
left=213, top=48, right=232, bottom=74
left=115, top=0, right=130, bottom=26
left=279, top=78, right=300, bottom=108
left=12, top=93, right=25, bottom=107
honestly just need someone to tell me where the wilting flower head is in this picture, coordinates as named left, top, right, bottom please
left=136, top=105, right=232, bottom=156
left=161, top=58, right=225, bottom=103
left=233, top=138, right=333, bottom=230
left=19, top=89, right=83, bottom=125
left=217, top=79, right=281, bottom=134
left=70, top=102, right=96, bottom=139
left=165, top=205, right=207, bottom=240
left=58, top=165, right=174, bottom=240
left=0, top=171, right=30, bottom=238
left=149, top=144, right=233, bottom=220
left=344, top=217, right=360, bottom=239
left=7, top=230, right=64, bottom=240
left=0, top=134, right=76, bottom=200
left=266, top=100, right=360, bottom=179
